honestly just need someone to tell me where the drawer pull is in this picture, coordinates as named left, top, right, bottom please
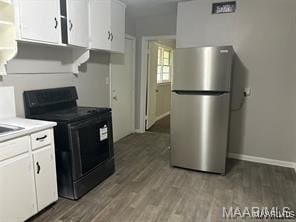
left=36, top=162, right=41, bottom=174
left=36, top=135, right=47, bottom=141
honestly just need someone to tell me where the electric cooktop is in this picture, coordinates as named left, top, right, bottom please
left=33, top=107, right=111, bottom=123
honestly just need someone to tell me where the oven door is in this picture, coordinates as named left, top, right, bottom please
left=69, top=115, right=113, bottom=180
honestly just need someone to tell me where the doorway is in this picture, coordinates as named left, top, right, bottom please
left=110, top=35, right=136, bottom=142
left=145, top=39, right=176, bottom=133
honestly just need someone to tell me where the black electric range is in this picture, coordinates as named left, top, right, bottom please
left=33, top=107, right=110, bottom=123
left=23, top=87, right=115, bottom=200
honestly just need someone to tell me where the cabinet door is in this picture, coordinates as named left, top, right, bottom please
left=89, top=0, right=111, bottom=50
left=0, top=154, right=36, bottom=222
left=111, top=0, right=125, bottom=53
left=18, top=0, right=61, bottom=44
left=67, top=0, right=89, bottom=47
left=33, top=146, right=58, bottom=211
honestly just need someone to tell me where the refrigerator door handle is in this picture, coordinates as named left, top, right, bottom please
left=172, top=90, right=228, bottom=96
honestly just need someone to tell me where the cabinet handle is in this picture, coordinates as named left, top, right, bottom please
left=36, top=162, right=41, bottom=174
left=54, top=17, right=58, bottom=29
left=107, top=31, right=111, bottom=40
left=69, top=20, right=73, bottom=31
left=36, top=135, right=47, bottom=141
left=111, top=33, right=114, bottom=41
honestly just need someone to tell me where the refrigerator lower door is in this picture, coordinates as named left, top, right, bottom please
left=170, top=92, right=230, bottom=174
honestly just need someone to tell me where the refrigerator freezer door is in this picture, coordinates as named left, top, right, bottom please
left=170, top=92, right=230, bottom=174
left=172, top=46, right=233, bottom=92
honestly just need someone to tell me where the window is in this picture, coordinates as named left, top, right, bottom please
left=157, top=47, right=172, bottom=84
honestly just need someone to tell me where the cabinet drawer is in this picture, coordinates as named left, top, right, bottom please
left=31, top=129, right=51, bottom=150
left=0, top=136, right=30, bottom=161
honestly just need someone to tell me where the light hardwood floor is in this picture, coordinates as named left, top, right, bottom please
left=29, top=132, right=296, bottom=222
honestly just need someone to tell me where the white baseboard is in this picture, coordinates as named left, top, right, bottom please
left=135, top=128, right=145, bottom=133
left=135, top=129, right=296, bottom=173
left=228, top=153, right=296, bottom=172
left=155, top=112, right=170, bottom=122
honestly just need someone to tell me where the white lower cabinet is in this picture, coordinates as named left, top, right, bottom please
left=33, top=146, right=58, bottom=211
left=0, top=154, right=37, bottom=222
left=0, top=128, right=57, bottom=222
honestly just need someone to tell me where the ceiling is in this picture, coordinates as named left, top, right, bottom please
left=122, top=0, right=184, bottom=18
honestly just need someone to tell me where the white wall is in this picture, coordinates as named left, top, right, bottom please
left=0, top=45, right=110, bottom=117
left=125, top=16, right=136, bottom=36
left=134, top=13, right=177, bottom=129
left=177, top=0, right=296, bottom=162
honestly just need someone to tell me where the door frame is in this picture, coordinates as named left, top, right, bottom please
left=138, top=35, right=176, bottom=133
left=109, top=34, right=136, bottom=133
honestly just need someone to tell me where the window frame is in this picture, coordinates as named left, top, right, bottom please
left=156, top=46, right=173, bottom=84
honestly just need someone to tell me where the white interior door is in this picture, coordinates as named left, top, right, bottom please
left=111, top=38, right=134, bottom=142
left=146, top=42, right=158, bottom=130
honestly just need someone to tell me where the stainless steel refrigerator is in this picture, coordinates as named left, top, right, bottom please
left=170, top=46, right=234, bottom=174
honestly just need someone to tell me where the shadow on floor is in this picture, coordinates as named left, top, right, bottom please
left=148, top=115, right=170, bottom=134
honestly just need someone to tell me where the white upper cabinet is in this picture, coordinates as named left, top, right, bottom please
left=89, top=0, right=126, bottom=53
left=110, top=0, right=125, bottom=53
left=16, top=0, right=61, bottom=44
left=63, top=0, right=89, bottom=47
left=11, top=0, right=126, bottom=54
left=89, top=0, right=111, bottom=51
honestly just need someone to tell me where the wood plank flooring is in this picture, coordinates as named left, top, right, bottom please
left=29, top=132, right=296, bottom=222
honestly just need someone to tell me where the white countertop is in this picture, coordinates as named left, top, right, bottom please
left=0, top=117, right=57, bottom=142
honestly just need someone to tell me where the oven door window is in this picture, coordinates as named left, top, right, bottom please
left=73, top=120, right=110, bottom=174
